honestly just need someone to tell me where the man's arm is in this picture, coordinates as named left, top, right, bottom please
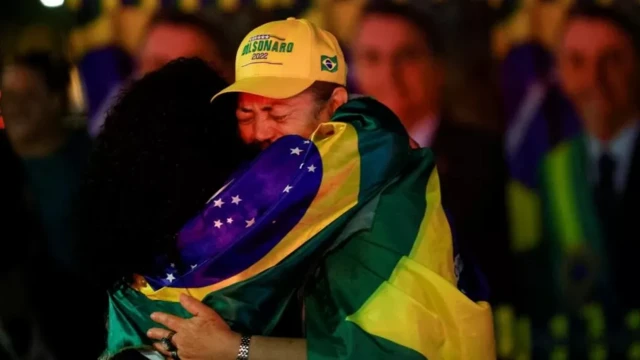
left=147, top=295, right=308, bottom=360
left=245, top=336, right=307, bottom=360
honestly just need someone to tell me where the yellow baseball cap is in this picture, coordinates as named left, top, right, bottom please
left=211, top=17, right=346, bottom=101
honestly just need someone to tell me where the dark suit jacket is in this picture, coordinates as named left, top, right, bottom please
left=597, top=133, right=640, bottom=310
left=428, top=119, right=514, bottom=305
left=0, top=132, right=35, bottom=271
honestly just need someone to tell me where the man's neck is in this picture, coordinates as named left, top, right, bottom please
left=593, top=116, right=638, bottom=144
left=403, top=111, right=440, bottom=148
left=403, top=110, right=439, bottom=132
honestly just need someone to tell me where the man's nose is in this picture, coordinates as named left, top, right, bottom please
left=383, top=60, right=405, bottom=94
left=253, top=117, right=277, bottom=143
left=581, top=61, right=606, bottom=93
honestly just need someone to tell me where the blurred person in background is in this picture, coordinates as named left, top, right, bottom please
left=352, top=2, right=444, bottom=147
left=0, top=126, right=54, bottom=359
left=351, top=1, right=512, bottom=309
left=135, top=10, right=234, bottom=79
left=1, top=52, right=90, bottom=277
left=89, top=10, right=235, bottom=137
left=516, top=4, right=640, bottom=358
left=0, top=52, right=102, bottom=358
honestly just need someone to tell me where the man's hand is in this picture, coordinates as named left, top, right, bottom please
left=147, top=294, right=240, bottom=360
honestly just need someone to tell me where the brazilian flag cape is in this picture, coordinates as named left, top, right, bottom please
left=104, top=97, right=495, bottom=359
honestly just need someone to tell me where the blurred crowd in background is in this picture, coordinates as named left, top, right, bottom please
left=1, top=0, right=640, bottom=359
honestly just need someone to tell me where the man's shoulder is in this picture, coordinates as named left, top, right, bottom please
left=436, top=120, right=503, bottom=150
left=335, top=95, right=408, bottom=137
left=341, top=94, right=394, bottom=113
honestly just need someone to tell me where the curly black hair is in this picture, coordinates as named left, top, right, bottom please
left=77, top=57, right=255, bottom=290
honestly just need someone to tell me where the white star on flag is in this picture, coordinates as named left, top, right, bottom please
left=190, top=264, right=197, bottom=270
left=227, top=217, right=234, bottom=224
left=299, top=163, right=304, bottom=169
left=214, top=220, right=223, bottom=228
left=170, top=263, right=175, bottom=268
left=303, top=140, right=310, bottom=144
left=307, top=164, right=316, bottom=172
left=166, top=273, right=176, bottom=282
left=246, top=218, right=255, bottom=228
left=231, top=195, right=242, bottom=205
left=283, top=185, right=293, bottom=193
left=290, top=147, right=303, bottom=155
left=213, top=198, right=225, bottom=208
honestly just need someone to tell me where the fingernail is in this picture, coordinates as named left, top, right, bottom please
left=150, top=313, right=158, bottom=320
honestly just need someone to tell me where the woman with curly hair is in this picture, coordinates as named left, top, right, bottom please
left=80, top=57, right=255, bottom=290
left=77, top=57, right=255, bottom=359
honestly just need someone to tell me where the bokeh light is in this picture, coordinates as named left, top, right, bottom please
left=40, top=0, right=64, bottom=8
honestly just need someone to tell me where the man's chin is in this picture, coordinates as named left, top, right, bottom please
left=583, top=117, right=621, bottom=142
left=579, top=104, right=607, bottom=128
left=247, top=142, right=269, bottom=151
left=4, top=124, right=33, bottom=141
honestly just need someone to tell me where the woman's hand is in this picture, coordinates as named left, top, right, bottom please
left=147, top=294, right=240, bottom=360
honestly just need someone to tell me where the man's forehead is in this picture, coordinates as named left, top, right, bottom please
left=238, top=93, right=274, bottom=104
left=354, top=15, right=429, bottom=55
left=562, top=17, right=633, bottom=53
left=144, top=24, right=218, bottom=60
left=237, top=93, right=304, bottom=107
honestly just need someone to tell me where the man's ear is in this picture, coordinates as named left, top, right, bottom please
left=328, top=86, right=348, bottom=115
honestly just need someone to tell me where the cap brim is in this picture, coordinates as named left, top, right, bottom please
left=210, top=76, right=315, bottom=102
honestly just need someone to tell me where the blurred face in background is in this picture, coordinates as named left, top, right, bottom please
left=352, top=13, right=444, bottom=128
left=1, top=64, right=63, bottom=146
left=137, top=23, right=223, bottom=77
left=558, top=16, right=639, bottom=142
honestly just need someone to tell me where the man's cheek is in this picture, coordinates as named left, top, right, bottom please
left=238, top=125, right=253, bottom=144
left=302, top=122, right=322, bottom=139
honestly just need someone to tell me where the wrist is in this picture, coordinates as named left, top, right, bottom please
left=224, top=332, right=242, bottom=360
left=236, top=334, right=252, bottom=360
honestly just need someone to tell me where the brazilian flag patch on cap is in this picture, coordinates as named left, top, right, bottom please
left=321, top=55, right=338, bottom=73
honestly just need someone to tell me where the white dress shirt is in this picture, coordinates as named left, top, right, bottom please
left=586, top=121, right=640, bottom=194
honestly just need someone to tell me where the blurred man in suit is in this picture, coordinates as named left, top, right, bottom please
left=351, top=1, right=511, bottom=309
left=516, top=4, right=640, bottom=358
left=89, top=11, right=234, bottom=137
